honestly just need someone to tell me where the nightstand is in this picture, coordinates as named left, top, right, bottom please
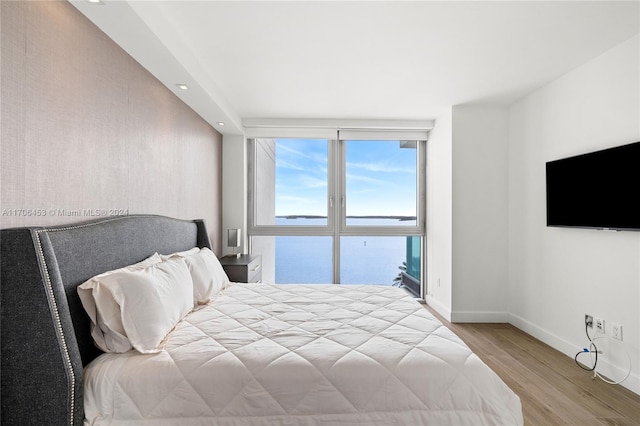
left=219, top=254, right=262, bottom=283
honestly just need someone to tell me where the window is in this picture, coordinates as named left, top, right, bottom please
left=344, top=140, right=418, bottom=227
left=252, top=235, right=333, bottom=284
left=254, top=138, right=329, bottom=226
left=248, top=129, right=426, bottom=297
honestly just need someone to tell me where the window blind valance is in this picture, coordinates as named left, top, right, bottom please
left=338, top=129, right=428, bottom=141
left=243, top=119, right=432, bottom=140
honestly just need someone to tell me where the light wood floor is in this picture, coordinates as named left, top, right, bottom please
left=424, top=306, right=640, bottom=426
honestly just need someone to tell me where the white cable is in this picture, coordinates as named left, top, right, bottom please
left=588, top=329, right=632, bottom=385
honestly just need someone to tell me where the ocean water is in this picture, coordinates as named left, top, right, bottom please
left=273, top=217, right=415, bottom=285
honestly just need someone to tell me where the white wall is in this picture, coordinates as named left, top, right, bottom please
left=508, top=34, right=640, bottom=393
left=426, top=105, right=510, bottom=323
left=222, top=134, right=248, bottom=256
left=252, top=139, right=276, bottom=282
left=451, top=106, right=510, bottom=322
left=426, top=108, right=453, bottom=320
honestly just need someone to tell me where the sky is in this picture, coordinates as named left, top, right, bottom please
left=275, top=138, right=417, bottom=217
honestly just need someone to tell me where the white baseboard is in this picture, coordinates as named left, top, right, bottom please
left=508, top=313, right=639, bottom=395
left=425, top=295, right=451, bottom=322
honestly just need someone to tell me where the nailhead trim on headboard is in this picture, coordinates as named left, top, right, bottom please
left=29, top=217, right=158, bottom=425
left=34, top=229, right=76, bottom=426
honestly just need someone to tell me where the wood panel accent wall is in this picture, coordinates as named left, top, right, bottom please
left=1, top=1, right=223, bottom=253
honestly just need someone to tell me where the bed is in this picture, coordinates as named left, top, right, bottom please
left=1, top=215, right=523, bottom=425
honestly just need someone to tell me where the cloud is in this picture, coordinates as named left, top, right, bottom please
left=347, top=161, right=414, bottom=174
left=301, top=176, right=327, bottom=188
left=346, top=173, right=386, bottom=184
left=275, top=141, right=328, bottom=172
left=277, top=143, right=325, bottom=163
left=276, top=160, right=305, bottom=171
left=277, top=143, right=313, bottom=159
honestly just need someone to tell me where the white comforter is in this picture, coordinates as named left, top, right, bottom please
left=84, top=284, right=523, bottom=425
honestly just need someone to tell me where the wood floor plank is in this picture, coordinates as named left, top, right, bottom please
left=497, top=329, right=640, bottom=420
left=424, top=305, right=640, bottom=426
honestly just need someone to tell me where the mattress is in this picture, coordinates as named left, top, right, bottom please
left=84, top=284, right=523, bottom=425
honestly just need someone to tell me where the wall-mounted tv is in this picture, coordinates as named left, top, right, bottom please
left=546, top=141, right=640, bottom=231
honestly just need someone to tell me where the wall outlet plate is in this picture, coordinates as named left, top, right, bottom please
left=611, top=322, right=623, bottom=341
left=595, top=317, right=605, bottom=333
left=585, top=314, right=593, bottom=328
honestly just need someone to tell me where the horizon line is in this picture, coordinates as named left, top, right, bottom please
left=277, top=215, right=416, bottom=220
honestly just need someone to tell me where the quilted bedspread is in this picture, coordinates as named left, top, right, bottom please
left=84, top=284, right=523, bottom=425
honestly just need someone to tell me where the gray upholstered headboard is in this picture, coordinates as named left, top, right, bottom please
left=1, top=215, right=211, bottom=425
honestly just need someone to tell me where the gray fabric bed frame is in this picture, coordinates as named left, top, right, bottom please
left=1, top=215, right=211, bottom=425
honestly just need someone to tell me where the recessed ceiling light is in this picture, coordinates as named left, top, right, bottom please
left=216, top=122, right=225, bottom=126
left=88, top=0, right=103, bottom=4
left=176, top=84, right=189, bottom=90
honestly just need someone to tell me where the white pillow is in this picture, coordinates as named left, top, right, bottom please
left=78, top=253, right=162, bottom=352
left=160, top=247, right=200, bottom=261
left=182, top=247, right=231, bottom=304
left=78, top=256, right=194, bottom=353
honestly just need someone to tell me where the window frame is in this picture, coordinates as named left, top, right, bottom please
left=247, top=130, right=426, bottom=293
left=338, top=138, right=426, bottom=236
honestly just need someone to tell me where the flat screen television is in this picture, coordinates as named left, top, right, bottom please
left=546, top=141, right=640, bottom=231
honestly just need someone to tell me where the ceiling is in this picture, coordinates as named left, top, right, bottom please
left=70, top=1, right=639, bottom=135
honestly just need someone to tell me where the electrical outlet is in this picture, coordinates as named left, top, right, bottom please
left=595, top=317, right=605, bottom=333
left=611, top=322, right=623, bottom=341
left=585, top=314, right=593, bottom=328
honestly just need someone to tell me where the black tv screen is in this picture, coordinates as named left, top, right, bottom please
left=546, top=141, right=640, bottom=231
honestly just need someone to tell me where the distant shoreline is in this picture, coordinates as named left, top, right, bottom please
left=278, top=215, right=416, bottom=221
